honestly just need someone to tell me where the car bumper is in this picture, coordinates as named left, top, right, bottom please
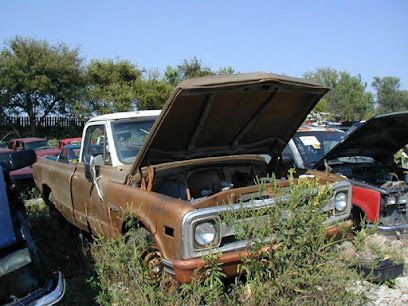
left=31, top=271, right=65, bottom=306
left=7, top=271, right=65, bottom=306
left=166, top=220, right=353, bottom=283
left=367, top=223, right=408, bottom=238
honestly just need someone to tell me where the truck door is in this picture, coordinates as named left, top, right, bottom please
left=71, top=123, right=111, bottom=235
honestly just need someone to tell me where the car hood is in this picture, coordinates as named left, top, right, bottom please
left=316, top=112, right=408, bottom=166
left=130, top=73, right=328, bottom=174
left=35, top=148, right=61, bottom=157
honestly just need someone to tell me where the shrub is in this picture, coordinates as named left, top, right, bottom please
left=92, top=171, right=365, bottom=305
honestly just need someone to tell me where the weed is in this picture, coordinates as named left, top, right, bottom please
left=25, top=200, right=98, bottom=305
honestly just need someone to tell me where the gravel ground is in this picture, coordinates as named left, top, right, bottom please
left=342, top=234, right=408, bottom=305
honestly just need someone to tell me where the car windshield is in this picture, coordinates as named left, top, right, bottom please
left=25, top=140, right=53, bottom=150
left=293, top=131, right=345, bottom=165
left=111, top=119, right=156, bottom=164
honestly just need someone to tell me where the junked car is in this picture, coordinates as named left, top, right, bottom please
left=58, top=137, right=81, bottom=149
left=9, top=138, right=60, bottom=158
left=314, top=112, right=408, bottom=236
left=33, top=73, right=353, bottom=283
left=46, top=144, right=102, bottom=164
left=0, top=150, right=65, bottom=305
left=46, top=144, right=81, bottom=163
left=285, top=113, right=408, bottom=237
left=282, top=125, right=346, bottom=169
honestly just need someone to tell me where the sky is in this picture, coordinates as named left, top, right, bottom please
left=1, top=0, right=407, bottom=89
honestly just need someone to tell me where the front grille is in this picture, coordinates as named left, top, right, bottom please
left=181, top=181, right=352, bottom=259
left=220, top=234, right=238, bottom=247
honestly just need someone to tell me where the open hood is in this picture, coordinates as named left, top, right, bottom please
left=131, top=73, right=329, bottom=173
left=317, top=112, right=408, bottom=165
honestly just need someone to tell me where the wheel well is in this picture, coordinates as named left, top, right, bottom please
left=121, top=216, right=146, bottom=234
left=42, top=184, right=51, bottom=205
left=351, top=205, right=366, bottom=228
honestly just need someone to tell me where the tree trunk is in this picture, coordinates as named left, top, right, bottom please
left=26, top=96, right=37, bottom=136
left=30, top=115, right=37, bottom=136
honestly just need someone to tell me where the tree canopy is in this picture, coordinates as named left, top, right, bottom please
left=164, top=57, right=215, bottom=86
left=372, top=76, right=408, bottom=114
left=0, top=37, right=85, bottom=133
left=134, top=71, right=174, bottom=110
left=1, top=37, right=407, bottom=125
left=82, top=59, right=141, bottom=115
left=304, top=68, right=374, bottom=121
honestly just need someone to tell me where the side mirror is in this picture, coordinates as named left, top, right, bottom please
left=83, top=154, right=103, bottom=201
left=84, top=154, right=94, bottom=182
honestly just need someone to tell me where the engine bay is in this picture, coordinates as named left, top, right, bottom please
left=151, top=158, right=268, bottom=201
left=332, top=163, right=408, bottom=191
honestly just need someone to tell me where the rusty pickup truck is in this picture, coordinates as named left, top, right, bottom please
left=33, top=73, right=353, bottom=283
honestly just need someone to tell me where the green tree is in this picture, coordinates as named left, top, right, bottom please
left=134, top=70, right=174, bottom=110
left=164, top=57, right=214, bottom=86
left=83, top=59, right=141, bottom=115
left=372, top=76, right=408, bottom=113
left=333, top=72, right=374, bottom=120
left=304, top=68, right=374, bottom=121
left=217, top=66, right=235, bottom=75
left=0, top=36, right=85, bottom=134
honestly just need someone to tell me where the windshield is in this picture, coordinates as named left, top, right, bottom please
left=25, top=140, right=53, bottom=150
left=293, top=131, right=345, bottom=165
left=112, top=119, right=156, bottom=164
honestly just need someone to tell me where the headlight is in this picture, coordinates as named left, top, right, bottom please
left=334, top=192, right=347, bottom=211
left=194, top=221, right=217, bottom=247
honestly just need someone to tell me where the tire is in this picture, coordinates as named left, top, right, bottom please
left=125, top=226, right=166, bottom=285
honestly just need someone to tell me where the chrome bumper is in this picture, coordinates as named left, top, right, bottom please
left=6, top=271, right=65, bottom=306
left=31, top=271, right=65, bottom=306
left=32, top=272, right=65, bottom=306
left=367, top=223, right=408, bottom=238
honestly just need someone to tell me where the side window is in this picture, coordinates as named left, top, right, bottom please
left=82, top=125, right=111, bottom=166
left=16, top=142, right=24, bottom=151
left=59, top=149, right=68, bottom=162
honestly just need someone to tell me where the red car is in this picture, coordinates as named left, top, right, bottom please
left=285, top=113, right=408, bottom=237
left=314, top=112, right=408, bottom=236
left=9, top=138, right=60, bottom=158
left=58, top=137, right=81, bottom=149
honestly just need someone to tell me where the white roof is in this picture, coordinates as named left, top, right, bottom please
left=87, top=110, right=161, bottom=123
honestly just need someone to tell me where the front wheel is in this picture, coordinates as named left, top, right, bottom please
left=125, top=227, right=176, bottom=290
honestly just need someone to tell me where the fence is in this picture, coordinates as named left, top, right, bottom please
left=0, top=116, right=87, bottom=128
left=0, top=116, right=88, bottom=139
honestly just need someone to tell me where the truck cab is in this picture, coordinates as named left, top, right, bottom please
left=79, top=110, right=160, bottom=168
